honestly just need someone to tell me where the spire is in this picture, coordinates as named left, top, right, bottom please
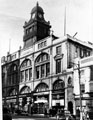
left=36, top=1, right=39, bottom=6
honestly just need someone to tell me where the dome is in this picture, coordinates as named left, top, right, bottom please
left=31, top=2, right=44, bottom=14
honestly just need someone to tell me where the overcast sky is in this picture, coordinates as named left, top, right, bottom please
left=0, top=0, right=93, bottom=57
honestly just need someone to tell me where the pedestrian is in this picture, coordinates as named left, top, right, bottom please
left=3, top=107, right=12, bottom=120
left=56, top=109, right=60, bottom=120
left=44, top=108, right=47, bottom=117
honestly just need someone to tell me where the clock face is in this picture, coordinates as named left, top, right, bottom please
left=38, top=13, right=42, bottom=18
left=32, top=13, right=35, bottom=19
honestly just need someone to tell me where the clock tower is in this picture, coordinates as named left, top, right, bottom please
left=23, top=2, right=51, bottom=48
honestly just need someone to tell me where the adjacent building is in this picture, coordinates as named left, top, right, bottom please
left=1, top=2, right=93, bottom=116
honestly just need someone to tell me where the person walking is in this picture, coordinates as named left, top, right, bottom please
left=56, top=109, right=60, bottom=120
left=3, top=107, right=12, bottom=120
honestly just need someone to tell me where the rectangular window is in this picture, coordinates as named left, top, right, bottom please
left=41, top=65, right=45, bottom=78
left=90, top=65, right=93, bottom=81
left=21, top=71, right=24, bottom=82
left=36, top=66, right=39, bottom=79
left=80, top=48, right=84, bottom=58
left=29, top=68, right=32, bottom=80
left=56, top=59, right=61, bottom=74
left=75, top=46, right=78, bottom=58
left=46, top=63, right=50, bottom=76
left=80, top=84, right=85, bottom=93
left=56, top=46, right=61, bottom=55
left=13, top=74, right=17, bottom=84
left=25, top=70, right=28, bottom=81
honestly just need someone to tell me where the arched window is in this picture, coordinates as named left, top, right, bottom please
left=53, top=80, right=65, bottom=90
left=68, top=77, right=72, bottom=85
left=35, top=83, right=49, bottom=92
left=21, top=59, right=31, bottom=69
left=20, top=59, right=32, bottom=83
left=35, top=53, right=50, bottom=79
left=20, top=86, right=31, bottom=94
left=53, top=80, right=65, bottom=100
left=7, top=64, right=18, bottom=85
left=8, top=88, right=17, bottom=96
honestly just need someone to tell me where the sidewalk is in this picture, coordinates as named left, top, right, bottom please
left=12, top=114, right=57, bottom=119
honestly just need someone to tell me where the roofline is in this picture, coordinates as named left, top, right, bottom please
left=66, top=34, right=93, bottom=49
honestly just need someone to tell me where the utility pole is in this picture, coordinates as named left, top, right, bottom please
left=71, top=61, right=83, bottom=120
left=78, top=61, right=83, bottom=120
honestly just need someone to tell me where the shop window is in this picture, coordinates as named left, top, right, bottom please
left=53, top=80, right=64, bottom=90
left=35, top=83, right=49, bottom=92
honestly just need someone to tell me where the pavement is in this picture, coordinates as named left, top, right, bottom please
left=12, top=114, right=57, bottom=119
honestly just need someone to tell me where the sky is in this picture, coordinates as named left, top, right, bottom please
left=0, top=0, right=93, bottom=57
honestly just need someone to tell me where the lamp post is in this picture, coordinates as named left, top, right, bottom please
left=71, top=61, right=83, bottom=120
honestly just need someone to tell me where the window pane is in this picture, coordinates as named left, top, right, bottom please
left=29, top=68, right=32, bottom=80
left=56, top=46, right=61, bottom=55
left=56, top=59, right=61, bottom=73
left=25, top=70, right=28, bottom=81
left=36, top=66, right=39, bottom=79
left=80, top=84, right=85, bottom=93
left=46, top=63, right=50, bottom=76
left=21, top=71, right=24, bottom=82
left=41, top=65, right=45, bottom=78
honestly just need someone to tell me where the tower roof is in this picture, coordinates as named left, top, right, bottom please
left=31, top=2, right=44, bottom=14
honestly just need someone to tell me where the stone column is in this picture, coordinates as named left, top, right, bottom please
left=64, top=75, right=68, bottom=110
left=49, top=45, right=53, bottom=108
left=31, top=54, right=35, bottom=91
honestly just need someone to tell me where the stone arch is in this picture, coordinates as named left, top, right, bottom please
left=20, top=59, right=32, bottom=69
left=35, top=52, right=50, bottom=63
left=35, top=52, right=50, bottom=79
left=8, top=88, right=17, bottom=96
left=20, top=86, right=31, bottom=94
left=34, top=82, right=49, bottom=92
left=53, top=79, right=65, bottom=90
left=8, top=63, right=18, bottom=73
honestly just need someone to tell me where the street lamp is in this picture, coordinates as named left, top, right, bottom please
left=71, top=61, right=83, bottom=120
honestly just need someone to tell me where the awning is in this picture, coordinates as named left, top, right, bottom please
left=34, top=99, right=48, bottom=103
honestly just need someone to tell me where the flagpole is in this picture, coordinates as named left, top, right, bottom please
left=64, top=6, right=66, bottom=36
left=9, top=39, right=11, bottom=53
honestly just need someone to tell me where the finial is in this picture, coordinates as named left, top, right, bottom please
left=36, top=1, right=39, bottom=6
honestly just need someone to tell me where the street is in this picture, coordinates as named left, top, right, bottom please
left=12, top=115, right=56, bottom=120
left=13, top=118, right=56, bottom=120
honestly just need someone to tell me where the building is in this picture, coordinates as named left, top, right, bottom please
left=75, top=56, right=93, bottom=119
left=1, top=2, right=93, bottom=115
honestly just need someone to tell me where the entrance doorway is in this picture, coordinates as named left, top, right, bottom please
left=68, top=101, right=73, bottom=114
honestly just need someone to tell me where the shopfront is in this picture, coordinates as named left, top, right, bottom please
left=32, top=82, right=49, bottom=114
left=52, top=79, right=65, bottom=111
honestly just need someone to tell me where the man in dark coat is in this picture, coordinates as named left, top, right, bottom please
left=3, top=107, right=12, bottom=120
